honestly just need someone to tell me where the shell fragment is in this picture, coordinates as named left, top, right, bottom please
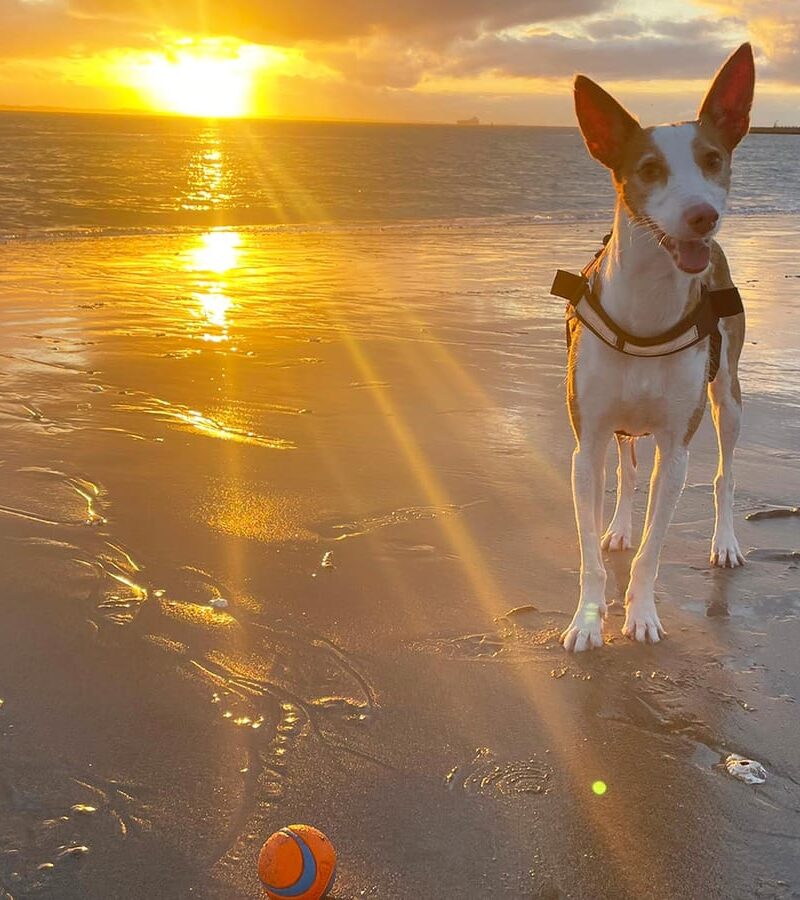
left=725, top=754, right=767, bottom=784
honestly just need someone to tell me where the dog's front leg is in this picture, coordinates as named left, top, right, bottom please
left=561, top=436, right=610, bottom=652
left=622, top=438, right=688, bottom=643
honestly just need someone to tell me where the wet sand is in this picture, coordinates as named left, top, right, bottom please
left=0, top=218, right=798, bottom=899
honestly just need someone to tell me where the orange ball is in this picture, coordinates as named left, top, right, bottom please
left=258, top=825, right=337, bottom=900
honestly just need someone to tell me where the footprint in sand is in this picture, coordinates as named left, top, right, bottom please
left=446, top=747, right=552, bottom=798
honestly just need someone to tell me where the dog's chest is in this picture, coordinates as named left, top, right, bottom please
left=576, top=331, right=707, bottom=433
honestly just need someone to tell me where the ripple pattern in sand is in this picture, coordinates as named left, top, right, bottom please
left=82, top=543, right=149, bottom=628
left=132, top=563, right=380, bottom=827
left=0, top=524, right=382, bottom=882
left=0, top=766, right=150, bottom=898
left=0, top=467, right=105, bottom=528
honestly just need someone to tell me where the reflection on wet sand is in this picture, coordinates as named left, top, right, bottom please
left=116, top=394, right=295, bottom=449
left=186, top=229, right=241, bottom=341
left=0, top=217, right=798, bottom=898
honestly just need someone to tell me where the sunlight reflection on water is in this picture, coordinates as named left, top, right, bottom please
left=180, top=129, right=233, bottom=212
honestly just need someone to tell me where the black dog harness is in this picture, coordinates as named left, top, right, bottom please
left=551, top=234, right=744, bottom=381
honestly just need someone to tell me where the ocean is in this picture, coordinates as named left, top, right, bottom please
left=1, top=111, right=798, bottom=238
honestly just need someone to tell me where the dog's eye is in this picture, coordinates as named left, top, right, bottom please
left=638, top=161, right=664, bottom=182
left=703, top=151, right=723, bottom=171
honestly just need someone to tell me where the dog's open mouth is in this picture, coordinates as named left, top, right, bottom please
left=639, top=218, right=713, bottom=274
left=660, top=235, right=712, bottom=274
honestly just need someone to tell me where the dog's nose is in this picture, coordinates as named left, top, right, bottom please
left=685, top=204, right=719, bottom=236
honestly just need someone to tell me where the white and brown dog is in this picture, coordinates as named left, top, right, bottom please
left=559, top=44, right=755, bottom=652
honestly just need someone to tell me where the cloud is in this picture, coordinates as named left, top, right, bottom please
left=1, top=0, right=799, bottom=124
left=0, top=0, right=124, bottom=57
left=696, top=1, right=800, bottom=79
left=444, top=20, right=742, bottom=82
left=5, top=0, right=612, bottom=51
left=583, top=18, right=646, bottom=40
left=290, top=15, right=746, bottom=92
left=307, top=40, right=434, bottom=90
left=584, top=15, right=743, bottom=43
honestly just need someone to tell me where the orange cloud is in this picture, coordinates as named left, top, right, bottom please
left=697, top=1, right=800, bottom=79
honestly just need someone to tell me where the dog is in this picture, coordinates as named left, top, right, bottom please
left=557, top=44, right=755, bottom=652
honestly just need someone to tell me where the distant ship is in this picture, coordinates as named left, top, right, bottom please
left=750, top=125, right=800, bottom=134
left=456, top=116, right=480, bottom=126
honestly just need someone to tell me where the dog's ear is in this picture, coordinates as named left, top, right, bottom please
left=574, top=75, right=640, bottom=171
left=698, top=43, right=755, bottom=150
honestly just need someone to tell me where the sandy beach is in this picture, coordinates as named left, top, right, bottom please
left=0, top=216, right=798, bottom=899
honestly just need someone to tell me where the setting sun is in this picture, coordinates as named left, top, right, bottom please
left=128, top=40, right=276, bottom=118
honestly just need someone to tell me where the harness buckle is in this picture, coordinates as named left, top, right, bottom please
left=550, top=270, right=587, bottom=305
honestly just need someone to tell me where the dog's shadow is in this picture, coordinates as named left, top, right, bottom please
left=705, top=568, right=736, bottom=617
left=603, top=547, right=736, bottom=619
left=604, top=548, right=633, bottom=620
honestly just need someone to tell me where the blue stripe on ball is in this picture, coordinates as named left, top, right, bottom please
left=264, top=829, right=318, bottom=898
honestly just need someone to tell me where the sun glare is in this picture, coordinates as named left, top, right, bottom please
left=188, top=231, right=242, bottom=274
left=129, top=41, right=274, bottom=118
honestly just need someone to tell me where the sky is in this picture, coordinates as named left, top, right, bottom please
left=0, top=0, right=798, bottom=124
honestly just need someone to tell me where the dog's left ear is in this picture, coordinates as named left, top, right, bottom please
left=698, top=43, right=755, bottom=150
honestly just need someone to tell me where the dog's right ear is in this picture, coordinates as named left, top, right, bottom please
left=574, top=75, right=640, bottom=171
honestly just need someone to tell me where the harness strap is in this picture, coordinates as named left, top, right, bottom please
left=551, top=269, right=742, bottom=360
left=709, top=286, right=744, bottom=318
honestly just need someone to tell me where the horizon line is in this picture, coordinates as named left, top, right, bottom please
left=0, top=105, right=791, bottom=132
left=0, top=104, right=547, bottom=127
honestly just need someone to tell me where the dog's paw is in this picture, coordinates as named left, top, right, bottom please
left=622, top=601, right=664, bottom=644
left=560, top=604, right=606, bottom=652
left=601, top=525, right=633, bottom=552
left=710, top=533, right=745, bottom=568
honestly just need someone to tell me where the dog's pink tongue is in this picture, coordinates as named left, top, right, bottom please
left=676, top=239, right=711, bottom=273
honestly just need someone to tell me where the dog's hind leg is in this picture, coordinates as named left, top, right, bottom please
left=622, top=436, right=688, bottom=643
left=601, top=433, right=637, bottom=551
left=709, top=314, right=746, bottom=567
left=561, top=434, right=612, bottom=652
